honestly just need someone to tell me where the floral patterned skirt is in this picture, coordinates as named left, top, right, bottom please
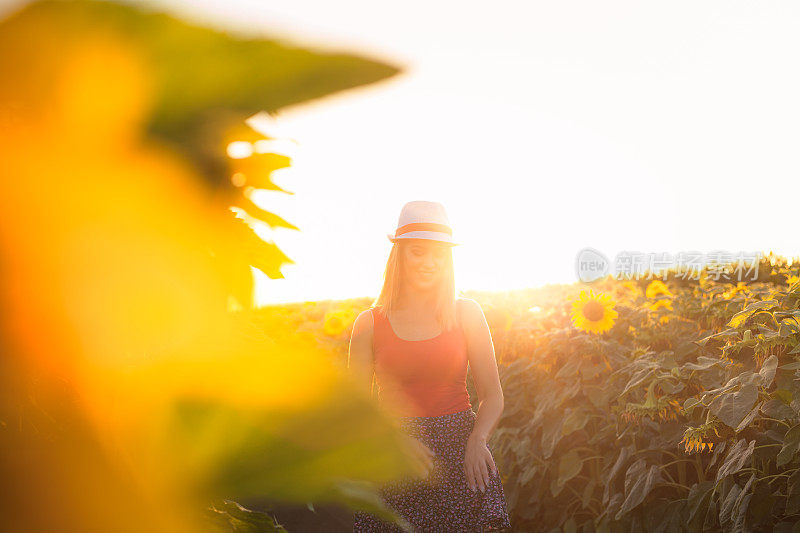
left=353, top=407, right=512, bottom=532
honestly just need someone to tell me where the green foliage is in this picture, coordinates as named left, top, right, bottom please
left=296, top=252, right=800, bottom=531
left=485, top=253, right=800, bottom=531
left=25, top=0, right=400, bottom=184
left=205, top=500, right=288, bottom=532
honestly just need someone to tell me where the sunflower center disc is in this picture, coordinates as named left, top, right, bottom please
left=582, top=301, right=605, bottom=322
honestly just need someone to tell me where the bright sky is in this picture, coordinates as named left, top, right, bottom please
left=6, top=0, right=799, bottom=304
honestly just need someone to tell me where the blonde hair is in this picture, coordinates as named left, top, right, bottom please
left=372, top=240, right=459, bottom=332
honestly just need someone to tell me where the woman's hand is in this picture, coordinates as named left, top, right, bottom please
left=464, top=433, right=497, bottom=492
left=401, top=434, right=436, bottom=478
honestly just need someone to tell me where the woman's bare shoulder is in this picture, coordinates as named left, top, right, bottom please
left=456, top=298, right=487, bottom=330
left=351, top=307, right=376, bottom=338
left=456, top=297, right=482, bottom=315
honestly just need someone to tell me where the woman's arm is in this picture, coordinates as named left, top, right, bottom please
left=460, top=298, right=505, bottom=492
left=461, top=298, right=505, bottom=440
left=347, top=309, right=375, bottom=397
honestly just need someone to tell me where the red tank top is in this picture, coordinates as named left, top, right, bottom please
left=371, top=304, right=472, bottom=417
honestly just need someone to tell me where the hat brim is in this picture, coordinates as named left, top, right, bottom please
left=387, top=231, right=459, bottom=246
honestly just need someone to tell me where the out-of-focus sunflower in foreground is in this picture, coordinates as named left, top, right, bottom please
left=570, top=290, right=618, bottom=334
left=0, top=1, right=416, bottom=532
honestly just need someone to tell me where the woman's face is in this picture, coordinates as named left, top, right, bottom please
left=400, top=239, right=450, bottom=292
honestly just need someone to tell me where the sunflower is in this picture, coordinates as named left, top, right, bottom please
left=645, top=279, right=672, bottom=298
left=722, top=281, right=749, bottom=299
left=679, top=419, right=723, bottom=453
left=646, top=279, right=673, bottom=311
left=570, top=290, right=618, bottom=334
left=323, top=307, right=358, bottom=336
left=787, top=275, right=800, bottom=286
left=621, top=382, right=682, bottom=423
left=621, top=280, right=644, bottom=299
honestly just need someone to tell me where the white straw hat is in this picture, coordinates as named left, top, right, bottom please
left=387, top=200, right=459, bottom=246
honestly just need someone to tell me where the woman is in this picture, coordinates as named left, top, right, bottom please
left=348, top=201, right=512, bottom=532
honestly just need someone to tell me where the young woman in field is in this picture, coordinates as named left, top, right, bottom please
left=348, top=200, right=512, bottom=532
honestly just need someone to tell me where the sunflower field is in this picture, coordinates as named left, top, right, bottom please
left=8, top=1, right=799, bottom=532
left=258, top=251, right=800, bottom=531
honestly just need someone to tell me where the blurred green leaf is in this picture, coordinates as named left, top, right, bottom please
left=27, top=0, right=401, bottom=184
left=205, top=500, right=288, bottom=533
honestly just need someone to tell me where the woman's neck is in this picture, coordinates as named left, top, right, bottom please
left=397, top=288, right=437, bottom=314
